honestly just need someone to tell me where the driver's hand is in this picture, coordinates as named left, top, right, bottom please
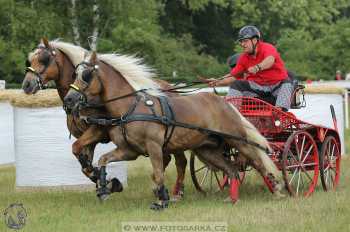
left=198, top=76, right=216, bottom=83
left=208, top=79, right=220, bottom=87
left=247, top=65, right=258, bottom=74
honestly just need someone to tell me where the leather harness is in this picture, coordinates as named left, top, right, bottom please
left=77, top=91, right=269, bottom=153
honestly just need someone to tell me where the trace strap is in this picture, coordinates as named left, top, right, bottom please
left=81, top=94, right=269, bottom=154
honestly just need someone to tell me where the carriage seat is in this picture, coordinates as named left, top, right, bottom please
left=256, top=79, right=305, bottom=110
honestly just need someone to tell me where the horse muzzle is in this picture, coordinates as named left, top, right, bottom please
left=63, top=91, right=81, bottom=110
left=22, top=79, right=40, bottom=94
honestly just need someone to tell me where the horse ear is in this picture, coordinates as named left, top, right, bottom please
left=42, top=37, right=50, bottom=48
left=90, top=51, right=97, bottom=64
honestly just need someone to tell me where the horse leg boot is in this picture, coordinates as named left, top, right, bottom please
left=79, top=144, right=99, bottom=183
left=171, top=151, right=187, bottom=201
left=96, top=166, right=110, bottom=201
left=194, top=147, right=240, bottom=203
left=96, top=147, right=139, bottom=201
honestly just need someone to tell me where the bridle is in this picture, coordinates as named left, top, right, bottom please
left=25, top=45, right=61, bottom=90
left=68, top=61, right=149, bottom=110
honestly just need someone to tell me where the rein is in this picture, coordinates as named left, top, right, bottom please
left=71, top=86, right=269, bottom=153
left=82, top=105, right=270, bottom=153
left=69, top=83, right=147, bottom=108
left=67, top=64, right=267, bottom=152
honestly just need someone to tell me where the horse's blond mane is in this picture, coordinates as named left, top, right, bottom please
left=28, top=39, right=163, bottom=96
left=28, top=39, right=87, bottom=67
left=50, top=40, right=87, bottom=67
left=97, top=54, right=163, bottom=96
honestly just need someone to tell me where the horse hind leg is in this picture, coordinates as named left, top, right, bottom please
left=161, top=151, right=186, bottom=202
left=171, top=151, right=187, bottom=201
left=230, top=142, right=285, bottom=198
left=194, top=147, right=241, bottom=203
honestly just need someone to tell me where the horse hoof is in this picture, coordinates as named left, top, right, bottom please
left=98, top=193, right=110, bottom=202
left=273, top=191, right=286, bottom=199
left=150, top=201, right=169, bottom=210
left=170, top=194, right=183, bottom=202
left=109, top=178, right=123, bottom=193
left=96, top=187, right=110, bottom=200
left=223, top=196, right=239, bottom=204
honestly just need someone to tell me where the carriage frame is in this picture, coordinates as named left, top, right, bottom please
left=190, top=85, right=342, bottom=198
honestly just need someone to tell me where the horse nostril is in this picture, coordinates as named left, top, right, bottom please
left=65, top=97, right=72, bottom=105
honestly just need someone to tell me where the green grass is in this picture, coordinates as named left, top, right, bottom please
left=0, top=152, right=349, bottom=232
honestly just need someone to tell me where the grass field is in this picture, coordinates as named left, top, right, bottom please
left=1, top=151, right=349, bottom=232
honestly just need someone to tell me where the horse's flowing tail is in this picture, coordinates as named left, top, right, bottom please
left=228, top=103, right=280, bottom=179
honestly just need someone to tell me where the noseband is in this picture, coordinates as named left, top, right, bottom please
left=25, top=46, right=60, bottom=90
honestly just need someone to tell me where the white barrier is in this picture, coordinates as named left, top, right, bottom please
left=0, top=80, right=5, bottom=90
left=14, top=106, right=127, bottom=189
left=289, top=94, right=345, bottom=154
left=0, top=101, right=15, bottom=165
left=185, top=86, right=346, bottom=154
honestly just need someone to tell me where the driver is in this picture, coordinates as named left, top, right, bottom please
left=209, top=25, right=293, bottom=111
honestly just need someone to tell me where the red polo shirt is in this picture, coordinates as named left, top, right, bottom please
left=230, top=41, right=288, bottom=85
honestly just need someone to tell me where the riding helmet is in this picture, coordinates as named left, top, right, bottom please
left=237, top=25, right=261, bottom=42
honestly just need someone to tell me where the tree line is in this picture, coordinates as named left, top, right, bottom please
left=1, top=0, right=350, bottom=85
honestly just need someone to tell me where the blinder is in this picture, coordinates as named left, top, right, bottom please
left=25, top=45, right=58, bottom=90
left=67, top=62, right=101, bottom=109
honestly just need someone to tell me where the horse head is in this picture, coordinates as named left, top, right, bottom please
left=63, top=51, right=103, bottom=112
left=22, top=38, right=62, bottom=94
left=64, top=50, right=162, bottom=116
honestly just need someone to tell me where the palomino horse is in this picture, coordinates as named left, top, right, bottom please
left=22, top=39, right=187, bottom=198
left=63, top=52, right=285, bottom=210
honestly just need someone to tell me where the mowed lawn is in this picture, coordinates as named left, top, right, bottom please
left=0, top=151, right=349, bottom=232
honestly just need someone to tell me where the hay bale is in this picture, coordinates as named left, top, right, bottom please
left=304, top=85, right=346, bottom=95
left=8, top=89, right=62, bottom=108
left=0, top=89, right=22, bottom=102
left=10, top=90, right=127, bottom=190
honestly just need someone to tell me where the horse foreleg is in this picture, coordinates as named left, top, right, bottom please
left=96, top=147, right=138, bottom=201
left=72, top=125, right=107, bottom=183
left=147, top=142, right=169, bottom=210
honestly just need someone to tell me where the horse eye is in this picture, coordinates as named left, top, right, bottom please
left=82, top=70, right=93, bottom=83
left=25, top=60, right=31, bottom=67
left=39, top=51, right=51, bottom=66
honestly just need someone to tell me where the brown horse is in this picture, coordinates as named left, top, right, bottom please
left=63, top=52, right=285, bottom=209
left=22, top=39, right=187, bottom=198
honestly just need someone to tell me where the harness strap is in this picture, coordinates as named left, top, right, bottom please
left=83, top=113, right=269, bottom=153
left=158, top=96, right=176, bottom=153
left=120, top=95, right=143, bottom=153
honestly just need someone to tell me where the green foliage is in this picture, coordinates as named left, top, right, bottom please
left=98, top=0, right=226, bottom=81
left=1, top=0, right=350, bottom=84
left=278, top=19, right=350, bottom=80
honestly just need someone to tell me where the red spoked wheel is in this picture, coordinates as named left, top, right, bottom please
left=189, top=151, right=245, bottom=195
left=319, top=135, right=341, bottom=191
left=282, top=131, right=319, bottom=197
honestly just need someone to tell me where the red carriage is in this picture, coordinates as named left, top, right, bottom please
left=190, top=85, right=341, bottom=198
